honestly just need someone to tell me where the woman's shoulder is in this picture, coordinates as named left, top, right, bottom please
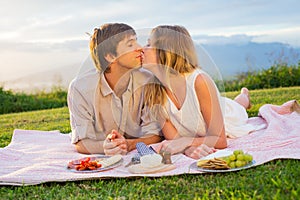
left=189, top=69, right=213, bottom=84
left=193, top=69, right=217, bottom=92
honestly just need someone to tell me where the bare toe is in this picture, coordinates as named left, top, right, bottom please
left=241, top=87, right=251, bottom=109
left=241, top=87, right=249, bottom=95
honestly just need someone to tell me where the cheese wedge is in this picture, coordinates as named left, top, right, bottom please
left=97, top=155, right=122, bottom=168
left=140, top=154, right=163, bottom=168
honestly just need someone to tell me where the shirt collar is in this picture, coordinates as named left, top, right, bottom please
left=100, top=72, right=114, bottom=96
left=99, top=72, right=134, bottom=97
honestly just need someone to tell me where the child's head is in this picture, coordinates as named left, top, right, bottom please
left=89, top=23, right=136, bottom=72
left=149, top=25, right=199, bottom=73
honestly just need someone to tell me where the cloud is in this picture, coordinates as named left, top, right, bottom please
left=0, top=39, right=88, bottom=53
left=1, top=0, right=300, bottom=83
left=1, top=0, right=300, bottom=45
left=253, top=26, right=300, bottom=47
left=193, top=34, right=254, bottom=45
left=1, top=0, right=300, bottom=49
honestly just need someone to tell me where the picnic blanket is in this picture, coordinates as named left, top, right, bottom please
left=0, top=100, right=300, bottom=186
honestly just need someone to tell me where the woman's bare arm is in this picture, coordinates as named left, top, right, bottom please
left=194, top=73, right=227, bottom=149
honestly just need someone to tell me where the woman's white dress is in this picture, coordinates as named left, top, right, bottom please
left=165, top=69, right=260, bottom=138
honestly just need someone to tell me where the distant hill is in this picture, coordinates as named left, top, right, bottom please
left=2, top=41, right=300, bottom=92
left=198, top=42, right=300, bottom=79
left=2, top=64, right=81, bottom=93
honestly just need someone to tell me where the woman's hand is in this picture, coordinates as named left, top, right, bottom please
left=103, top=130, right=128, bottom=156
left=155, top=137, right=193, bottom=155
left=184, top=144, right=216, bottom=159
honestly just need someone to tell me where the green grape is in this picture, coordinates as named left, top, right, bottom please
left=225, top=158, right=231, bottom=165
left=220, top=150, right=255, bottom=169
left=229, top=162, right=236, bottom=168
left=235, top=160, right=243, bottom=168
left=227, top=150, right=254, bottom=168
left=229, top=154, right=236, bottom=161
left=241, top=161, right=247, bottom=166
left=233, top=149, right=244, bottom=155
left=236, top=154, right=245, bottom=161
left=244, top=154, right=253, bottom=162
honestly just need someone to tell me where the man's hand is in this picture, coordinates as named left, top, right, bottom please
left=103, top=130, right=128, bottom=156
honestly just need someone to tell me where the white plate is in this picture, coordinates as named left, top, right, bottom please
left=67, top=156, right=123, bottom=173
left=128, top=164, right=176, bottom=174
left=190, top=160, right=256, bottom=173
left=191, top=149, right=255, bottom=172
left=199, top=149, right=233, bottom=160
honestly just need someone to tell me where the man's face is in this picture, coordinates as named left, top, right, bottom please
left=115, top=34, right=142, bottom=69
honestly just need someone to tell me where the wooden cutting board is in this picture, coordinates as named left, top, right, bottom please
left=128, top=164, right=176, bottom=174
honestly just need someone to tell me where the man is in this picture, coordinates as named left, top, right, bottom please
left=67, top=23, right=162, bottom=155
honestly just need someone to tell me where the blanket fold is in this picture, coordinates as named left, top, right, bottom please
left=1, top=100, right=300, bottom=186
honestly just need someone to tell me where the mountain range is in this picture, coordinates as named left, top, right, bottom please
left=198, top=42, right=299, bottom=79
left=2, top=41, right=300, bottom=93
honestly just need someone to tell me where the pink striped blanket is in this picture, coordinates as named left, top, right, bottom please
left=0, top=100, right=300, bottom=186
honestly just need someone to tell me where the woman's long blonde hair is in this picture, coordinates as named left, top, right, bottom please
left=144, top=25, right=199, bottom=119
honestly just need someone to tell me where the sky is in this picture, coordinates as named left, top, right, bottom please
left=0, top=0, right=300, bottom=83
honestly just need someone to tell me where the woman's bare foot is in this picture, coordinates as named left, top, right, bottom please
left=234, top=87, right=252, bottom=109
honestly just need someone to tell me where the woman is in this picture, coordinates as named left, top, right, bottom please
left=142, top=25, right=255, bottom=159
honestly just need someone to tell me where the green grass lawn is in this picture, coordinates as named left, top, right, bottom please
left=0, top=87, right=300, bottom=199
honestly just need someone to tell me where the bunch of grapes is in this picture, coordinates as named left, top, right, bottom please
left=222, top=150, right=253, bottom=168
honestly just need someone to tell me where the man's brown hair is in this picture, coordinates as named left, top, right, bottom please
left=89, top=23, right=136, bottom=72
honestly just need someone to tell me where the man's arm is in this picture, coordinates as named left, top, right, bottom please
left=75, top=139, right=105, bottom=154
left=126, top=134, right=163, bottom=152
left=68, top=78, right=106, bottom=153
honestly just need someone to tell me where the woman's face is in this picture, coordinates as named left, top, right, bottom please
left=142, top=35, right=158, bottom=66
